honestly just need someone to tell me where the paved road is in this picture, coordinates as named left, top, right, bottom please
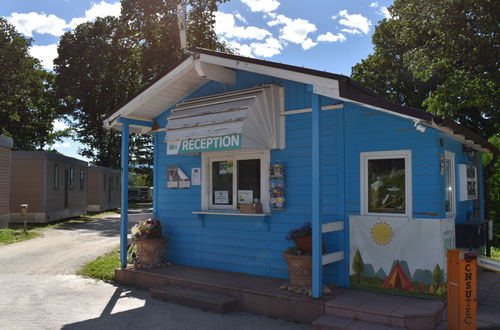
left=0, top=214, right=308, bottom=330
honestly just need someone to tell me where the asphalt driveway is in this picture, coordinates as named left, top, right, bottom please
left=0, top=214, right=308, bottom=330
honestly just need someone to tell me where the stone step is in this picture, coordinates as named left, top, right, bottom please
left=323, top=290, right=445, bottom=330
left=150, top=285, right=238, bottom=314
left=313, top=315, right=405, bottom=330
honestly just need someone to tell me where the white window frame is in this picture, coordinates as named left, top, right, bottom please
left=444, top=150, right=456, bottom=218
left=360, top=150, right=412, bottom=217
left=201, top=149, right=270, bottom=213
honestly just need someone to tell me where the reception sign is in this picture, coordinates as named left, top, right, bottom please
left=349, top=216, right=455, bottom=297
left=167, top=134, right=241, bottom=155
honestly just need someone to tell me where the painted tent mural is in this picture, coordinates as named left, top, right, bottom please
left=349, top=216, right=454, bottom=298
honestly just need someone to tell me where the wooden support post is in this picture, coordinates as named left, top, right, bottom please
left=310, top=88, right=322, bottom=298
left=120, top=120, right=130, bottom=268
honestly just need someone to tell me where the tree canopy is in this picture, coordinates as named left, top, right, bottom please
left=0, top=17, right=68, bottom=150
left=351, top=0, right=499, bottom=139
left=55, top=0, right=228, bottom=172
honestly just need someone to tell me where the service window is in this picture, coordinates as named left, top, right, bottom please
left=203, top=150, right=269, bottom=212
left=360, top=150, right=412, bottom=216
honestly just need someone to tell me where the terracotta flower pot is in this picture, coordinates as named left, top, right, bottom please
left=293, top=235, right=325, bottom=254
left=294, top=235, right=313, bottom=253
left=135, top=238, right=166, bottom=268
left=282, top=252, right=312, bottom=286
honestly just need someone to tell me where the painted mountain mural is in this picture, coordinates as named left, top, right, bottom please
left=349, top=249, right=446, bottom=299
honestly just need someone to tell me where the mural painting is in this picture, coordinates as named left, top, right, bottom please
left=349, top=216, right=453, bottom=299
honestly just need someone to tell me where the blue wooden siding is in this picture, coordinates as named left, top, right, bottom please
left=153, top=69, right=471, bottom=288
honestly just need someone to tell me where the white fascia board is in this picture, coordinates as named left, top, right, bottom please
left=194, top=59, right=235, bottom=85
left=199, top=53, right=340, bottom=99
left=104, top=56, right=196, bottom=129
left=434, top=123, right=487, bottom=152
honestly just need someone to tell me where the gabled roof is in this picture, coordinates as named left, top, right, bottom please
left=104, top=48, right=496, bottom=153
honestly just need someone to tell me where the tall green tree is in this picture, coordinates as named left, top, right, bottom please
left=55, top=17, right=142, bottom=168
left=0, top=18, right=67, bottom=150
left=351, top=0, right=499, bottom=139
left=55, top=0, right=229, bottom=171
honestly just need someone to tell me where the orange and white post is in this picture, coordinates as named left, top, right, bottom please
left=448, top=249, right=477, bottom=330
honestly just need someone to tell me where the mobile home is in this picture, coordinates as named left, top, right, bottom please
left=0, top=135, right=13, bottom=228
left=87, top=166, right=121, bottom=212
left=10, top=151, right=88, bottom=223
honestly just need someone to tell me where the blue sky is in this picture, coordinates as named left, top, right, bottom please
left=1, top=0, right=392, bottom=162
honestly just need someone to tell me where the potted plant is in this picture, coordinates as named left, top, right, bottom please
left=282, top=222, right=313, bottom=286
left=131, top=218, right=166, bottom=268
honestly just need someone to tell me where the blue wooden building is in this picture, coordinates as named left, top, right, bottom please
left=105, top=49, right=494, bottom=298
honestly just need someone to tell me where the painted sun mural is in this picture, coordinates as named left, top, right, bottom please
left=370, top=222, right=393, bottom=246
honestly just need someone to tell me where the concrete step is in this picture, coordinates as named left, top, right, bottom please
left=323, top=290, right=445, bottom=330
left=313, top=315, right=405, bottom=330
left=150, top=285, right=238, bottom=313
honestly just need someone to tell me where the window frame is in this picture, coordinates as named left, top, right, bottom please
left=360, top=149, right=412, bottom=217
left=79, top=169, right=85, bottom=191
left=69, top=167, right=75, bottom=190
left=201, top=149, right=270, bottom=213
left=54, top=164, right=59, bottom=190
left=444, top=150, right=456, bottom=218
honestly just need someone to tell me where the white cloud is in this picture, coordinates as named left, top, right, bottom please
left=250, top=37, right=282, bottom=57
left=7, top=12, right=67, bottom=37
left=233, top=11, right=248, bottom=24
left=380, top=7, right=391, bottom=19
left=301, top=38, right=317, bottom=50
left=267, top=14, right=317, bottom=50
left=68, top=1, right=121, bottom=29
left=215, top=12, right=271, bottom=40
left=226, top=37, right=282, bottom=58
left=7, top=1, right=121, bottom=38
left=52, top=142, right=71, bottom=148
left=241, top=0, right=280, bottom=13
left=29, top=44, right=58, bottom=70
left=335, top=10, right=371, bottom=35
left=370, top=2, right=379, bottom=8
left=53, top=119, right=69, bottom=131
left=317, top=32, right=346, bottom=43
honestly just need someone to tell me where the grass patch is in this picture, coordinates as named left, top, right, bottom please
left=77, top=247, right=121, bottom=281
left=491, top=247, right=500, bottom=261
left=0, top=228, right=41, bottom=244
left=2, top=209, right=121, bottom=245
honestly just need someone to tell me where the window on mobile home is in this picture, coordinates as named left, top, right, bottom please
left=202, top=150, right=269, bottom=212
left=69, top=167, right=74, bottom=190
left=360, top=150, right=412, bottom=216
left=54, top=164, right=59, bottom=190
left=80, top=169, right=85, bottom=191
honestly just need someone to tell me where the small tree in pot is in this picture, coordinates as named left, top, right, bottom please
left=131, top=219, right=166, bottom=269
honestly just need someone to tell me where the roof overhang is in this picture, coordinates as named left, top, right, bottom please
left=103, top=49, right=497, bottom=154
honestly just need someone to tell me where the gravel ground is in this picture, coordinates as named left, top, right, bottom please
left=0, top=213, right=308, bottom=330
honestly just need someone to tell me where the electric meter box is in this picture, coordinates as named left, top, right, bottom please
left=458, top=164, right=478, bottom=201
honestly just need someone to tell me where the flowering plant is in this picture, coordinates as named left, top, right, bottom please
left=285, top=222, right=312, bottom=241
left=131, top=218, right=163, bottom=240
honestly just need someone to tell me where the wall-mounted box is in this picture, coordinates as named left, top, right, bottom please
left=459, top=164, right=478, bottom=201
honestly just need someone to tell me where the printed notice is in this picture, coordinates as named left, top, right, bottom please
left=214, top=190, right=229, bottom=204
left=191, top=168, right=201, bottom=185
